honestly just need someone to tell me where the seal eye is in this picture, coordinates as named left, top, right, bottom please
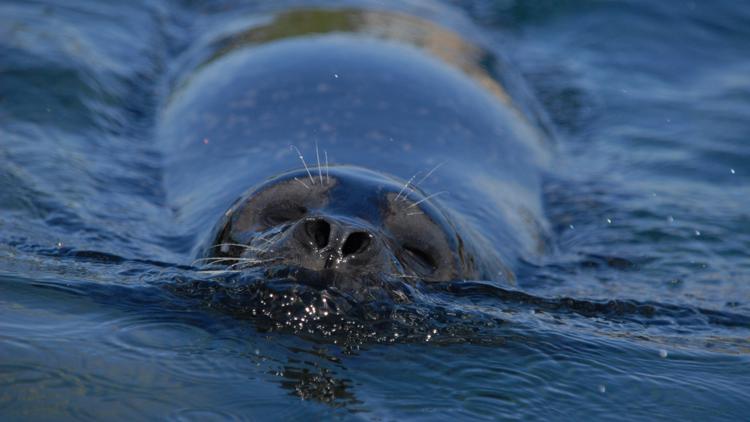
left=402, top=245, right=437, bottom=274
left=382, top=191, right=456, bottom=281
left=262, top=204, right=308, bottom=226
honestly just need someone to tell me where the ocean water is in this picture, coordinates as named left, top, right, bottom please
left=1, top=0, right=749, bottom=420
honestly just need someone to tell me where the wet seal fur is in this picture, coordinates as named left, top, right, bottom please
left=159, top=6, right=552, bottom=292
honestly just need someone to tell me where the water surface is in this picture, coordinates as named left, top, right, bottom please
left=1, top=0, right=749, bottom=419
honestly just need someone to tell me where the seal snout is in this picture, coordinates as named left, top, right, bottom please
left=293, top=216, right=381, bottom=272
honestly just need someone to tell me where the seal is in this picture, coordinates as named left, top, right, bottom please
left=159, top=7, right=551, bottom=290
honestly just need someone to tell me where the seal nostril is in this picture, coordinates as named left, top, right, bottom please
left=342, top=231, right=371, bottom=257
left=305, top=219, right=331, bottom=249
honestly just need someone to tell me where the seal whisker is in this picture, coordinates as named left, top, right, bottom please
left=254, top=236, right=275, bottom=247
left=387, top=273, right=420, bottom=280
left=256, top=238, right=280, bottom=252
left=225, top=257, right=280, bottom=271
left=294, top=177, right=310, bottom=190
left=252, top=233, right=284, bottom=254
left=194, top=254, right=280, bottom=268
left=255, top=242, right=274, bottom=254
left=414, top=162, right=445, bottom=187
left=197, top=257, right=277, bottom=269
left=324, top=150, right=329, bottom=183
left=192, top=257, right=242, bottom=266
left=193, top=255, right=248, bottom=263
left=290, top=145, right=315, bottom=185
left=197, top=270, right=245, bottom=275
left=315, top=141, right=323, bottom=184
left=407, top=191, right=448, bottom=209
left=210, top=242, right=265, bottom=251
left=395, top=171, right=422, bottom=201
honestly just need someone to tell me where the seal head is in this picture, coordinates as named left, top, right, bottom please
left=205, top=166, right=478, bottom=286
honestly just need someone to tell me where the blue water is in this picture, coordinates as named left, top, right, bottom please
left=2, top=0, right=749, bottom=420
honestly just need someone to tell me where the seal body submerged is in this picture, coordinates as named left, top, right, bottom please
left=159, top=6, right=550, bottom=289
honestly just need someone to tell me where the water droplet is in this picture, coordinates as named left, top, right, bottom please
left=606, top=218, right=612, bottom=224
left=694, top=230, right=701, bottom=236
left=730, top=168, right=735, bottom=174
left=569, top=224, right=575, bottom=230
left=333, top=73, right=339, bottom=79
